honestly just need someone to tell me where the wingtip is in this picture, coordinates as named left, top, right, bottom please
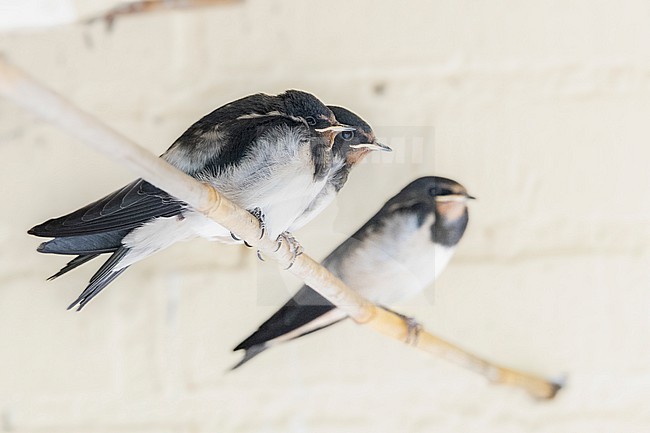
left=232, top=335, right=257, bottom=352
left=232, top=342, right=246, bottom=352
left=230, top=344, right=268, bottom=370
left=27, top=220, right=51, bottom=237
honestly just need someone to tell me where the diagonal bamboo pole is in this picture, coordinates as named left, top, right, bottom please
left=0, top=55, right=562, bottom=399
left=83, top=0, right=243, bottom=28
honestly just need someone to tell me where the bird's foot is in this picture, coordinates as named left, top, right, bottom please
left=249, top=207, right=266, bottom=240
left=250, top=207, right=267, bottom=259
left=230, top=207, right=266, bottom=248
left=277, top=231, right=303, bottom=269
left=382, top=307, right=422, bottom=346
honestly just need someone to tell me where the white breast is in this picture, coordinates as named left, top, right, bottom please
left=201, top=126, right=326, bottom=239
left=288, top=156, right=346, bottom=231
left=337, top=214, right=455, bottom=306
left=245, top=163, right=327, bottom=239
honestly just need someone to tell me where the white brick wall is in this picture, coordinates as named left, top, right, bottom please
left=1, top=1, right=649, bottom=431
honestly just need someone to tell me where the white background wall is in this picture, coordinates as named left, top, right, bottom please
left=1, top=0, right=649, bottom=431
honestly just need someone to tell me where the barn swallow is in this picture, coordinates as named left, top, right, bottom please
left=233, top=176, right=474, bottom=368
left=29, top=90, right=354, bottom=310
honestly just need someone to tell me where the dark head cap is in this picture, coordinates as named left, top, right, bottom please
left=329, top=106, right=373, bottom=134
left=396, top=176, right=474, bottom=204
left=279, top=90, right=338, bottom=130
left=327, top=105, right=391, bottom=164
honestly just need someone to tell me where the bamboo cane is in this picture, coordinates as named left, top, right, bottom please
left=0, top=55, right=562, bottom=399
left=83, top=0, right=243, bottom=28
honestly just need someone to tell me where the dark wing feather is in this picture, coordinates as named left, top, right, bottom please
left=28, top=179, right=184, bottom=238
left=234, top=285, right=337, bottom=351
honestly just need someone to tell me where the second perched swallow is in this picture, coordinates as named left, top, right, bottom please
left=289, top=106, right=391, bottom=231
left=233, top=176, right=474, bottom=368
left=29, top=90, right=353, bottom=310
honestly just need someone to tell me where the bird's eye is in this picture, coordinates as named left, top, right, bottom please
left=305, top=116, right=317, bottom=126
left=429, top=186, right=453, bottom=196
left=341, top=131, right=354, bottom=141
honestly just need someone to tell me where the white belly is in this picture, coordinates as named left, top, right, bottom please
left=338, top=214, right=455, bottom=305
left=201, top=139, right=328, bottom=240
left=247, top=169, right=327, bottom=239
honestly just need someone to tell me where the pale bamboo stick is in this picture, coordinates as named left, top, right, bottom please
left=0, top=55, right=562, bottom=399
left=83, top=0, right=243, bottom=28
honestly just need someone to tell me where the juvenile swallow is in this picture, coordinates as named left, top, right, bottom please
left=289, top=106, right=392, bottom=231
left=29, top=90, right=354, bottom=310
left=233, top=176, right=474, bottom=368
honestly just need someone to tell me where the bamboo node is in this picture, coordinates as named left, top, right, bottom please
left=404, top=317, right=423, bottom=346
left=199, top=182, right=222, bottom=215
left=352, top=303, right=378, bottom=324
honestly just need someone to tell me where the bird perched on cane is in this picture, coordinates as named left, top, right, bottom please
left=29, top=90, right=354, bottom=310
left=232, top=176, right=474, bottom=368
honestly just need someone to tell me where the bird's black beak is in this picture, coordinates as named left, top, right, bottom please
left=466, top=194, right=476, bottom=200
left=349, top=141, right=392, bottom=152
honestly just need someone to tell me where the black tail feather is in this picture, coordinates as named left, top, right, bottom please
left=67, top=248, right=130, bottom=311
left=47, top=254, right=102, bottom=280
left=68, top=267, right=128, bottom=311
